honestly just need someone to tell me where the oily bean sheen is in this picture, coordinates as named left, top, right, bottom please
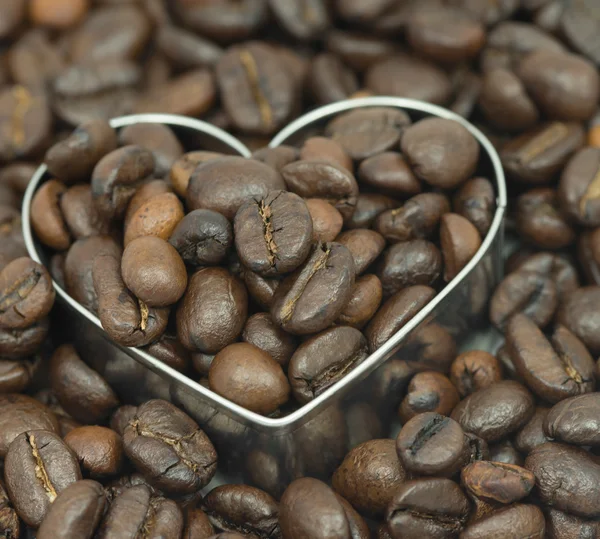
left=525, top=442, right=600, bottom=518
left=440, top=213, right=482, bottom=281
left=37, top=480, right=106, bottom=539
left=461, top=461, right=535, bottom=504
left=4, top=430, right=82, bottom=528
left=506, top=315, right=596, bottom=403
left=460, top=505, right=545, bottom=539
left=451, top=381, right=535, bottom=442
left=288, top=326, right=369, bottom=404
left=202, top=484, right=280, bottom=538
left=544, top=393, right=600, bottom=447
left=235, top=191, right=313, bottom=276
left=270, top=242, right=355, bottom=335
left=123, top=399, right=217, bottom=495
left=357, top=152, right=422, bottom=198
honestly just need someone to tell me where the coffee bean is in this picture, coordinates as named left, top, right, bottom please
left=169, top=151, right=224, bottom=198
left=306, top=198, right=344, bottom=242
left=501, top=122, right=585, bottom=184
left=460, top=505, right=545, bottom=539
left=338, top=274, right=383, bottom=329
left=124, top=192, right=184, bottom=246
left=440, top=213, right=482, bottom=281
left=50, top=343, right=119, bottom=424
left=365, top=285, right=436, bottom=352
left=398, top=323, right=457, bottom=373
left=64, top=426, right=123, bottom=478
left=326, top=30, right=397, bottom=72
left=0, top=479, right=19, bottom=539
left=240, top=267, right=279, bottom=311
left=397, top=412, right=470, bottom=476
left=375, top=193, right=451, bottom=244
left=399, top=372, right=460, bottom=423
left=488, top=440, right=523, bottom=466
left=176, top=267, right=248, bottom=354
left=358, top=152, right=421, bottom=199
left=30, top=179, right=71, bottom=251
left=270, top=242, right=355, bottom=335
left=308, top=53, right=359, bottom=105
left=514, top=406, right=550, bottom=454
left=451, top=381, right=535, bottom=442
left=0, top=318, right=49, bottom=360
left=288, top=326, right=368, bottom=403
left=109, top=405, right=138, bottom=437
left=347, top=193, right=397, bottom=229
left=526, top=442, right=600, bottom=517
left=60, top=184, right=110, bottom=240
left=37, top=480, right=106, bottom=539
left=545, top=508, right=600, bottom=539
left=450, top=350, right=503, bottom=397
left=335, top=0, right=396, bottom=22
left=0, top=356, right=39, bottom=394
left=333, top=439, right=407, bottom=517
left=461, top=461, right=535, bottom=505
left=123, top=399, right=217, bottom=495
left=242, top=313, right=298, bottom=368
left=185, top=508, right=215, bottom=539
left=156, top=25, right=223, bottom=70
left=299, top=136, right=353, bottom=173
left=270, top=0, right=331, bottom=40
left=209, top=343, right=290, bottom=415
left=557, top=286, right=600, bottom=355
left=559, top=147, right=600, bottom=227
left=506, top=315, right=595, bottom=403
left=544, top=393, right=600, bottom=447
left=0, top=257, right=54, bottom=329
left=336, top=229, right=385, bottom=275
left=386, top=478, right=469, bottom=539
left=4, top=429, right=82, bottom=527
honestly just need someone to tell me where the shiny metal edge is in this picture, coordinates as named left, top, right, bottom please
left=23, top=107, right=506, bottom=434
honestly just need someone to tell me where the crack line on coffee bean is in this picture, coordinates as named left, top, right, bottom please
left=579, top=166, right=600, bottom=217
left=9, top=86, right=34, bottom=152
left=204, top=510, right=277, bottom=539
left=392, top=508, right=463, bottom=528
left=410, top=415, right=449, bottom=455
left=0, top=270, right=41, bottom=314
left=517, top=123, right=569, bottom=164
left=304, top=346, right=368, bottom=397
left=239, top=50, right=273, bottom=130
left=258, top=196, right=279, bottom=267
left=27, top=433, right=57, bottom=502
left=138, top=299, right=149, bottom=332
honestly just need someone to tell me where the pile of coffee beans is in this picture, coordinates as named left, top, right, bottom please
left=2, top=0, right=600, bottom=537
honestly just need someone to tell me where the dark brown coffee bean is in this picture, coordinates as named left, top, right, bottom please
left=338, top=274, right=383, bottom=329
left=0, top=479, right=19, bottom=539
left=306, top=198, right=344, bottom=242
left=397, top=412, right=470, bottom=477
left=64, top=426, right=123, bottom=478
left=187, top=157, right=285, bottom=221
left=308, top=53, right=359, bottom=105
left=0, top=356, right=39, bottom=394
left=452, top=177, right=496, bottom=239
left=5, top=430, right=82, bottom=528
left=209, top=343, right=290, bottom=415
left=185, top=508, right=215, bottom=539
left=546, top=508, right=600, bottom=539
left=375, top=193, right=451, bottom=244
left=253, top=146, right=299, bottom=174
left=326, top=30, right=397, bottom=72
left=366, top=285, right=436, bottom=352
left=37, top=480, right=106, bottom=539
left=386, top=478, right=470, bottom=539
left=61, top=184, right=111, bottom=240
left=557, top=286, right=600, bottom=355
left=526, top=442, right=600, bottom=518
left=270, top=242, right=355, bottom=335
left=333, top=439, right=407, bottom=517
left=123, top=399, right=217, bottom=495
left=30, top=179, right=71, bottom=251
left=399, top=371, right=460, bottom=423
left=366, top=54, right=453, bottom=106
left=0, top=318, right=49, bottom=359
left=506, top=315, right=595, bottom=403
left=440, top=213, right=482, bottom=281
left=451, top=380, right=535, bottom=442
left=109, top=405, right=138, bottom=437
left=169, top=151, right=224, bottom=198
left=202, top=484, right=280, bottom=538
left=450, top=350, right=502, bottom=398
left=336, top=229, right=385, bottom=276
left=560, top=0, right=600, bottom=64
left=518, top=50, right=599, bottom=122
left=288, top=326, right=368, bottom=404
left=50, top=344, right=119, bottom=424
left=216, top=43, right=295, bottom=135
left=545, top=393, right=600, bottom=447
left=398, top=323, right=458, bottom=374
left=242, top=313, right=297, bottom=368
left=44, top=120, right=117, bottom=184
left=177, top=267, right=248, bottom=354
left=1, top=161, right=34, bottom=195
left=347, top=193, right=397, bottom=229
left=478, top=69, right=539, bottom=132
left=559, top=147, right=600, bottom=227
left=460, top=505, right=545, bottom=539
left=325, top=107, right=411, bottom=161
left=91, top=145, right=155, bottom=221
left=0, top=257, right=54, bottom=329
left=489, top=440, right=523, bottom=466
left=500, top=122, right=585, bottom=184
left=489, top=269, right=557, bottom=330
left=462, top=461, right=535, bottom=505
left=156, top=25, right=223, bottom=70
left=514, top=406, right=550, bottom=454
left=336, top=0, right=396, bottom=22
left=269, top=0, right=329, bottom=40
left=358, top=152, right=421, bottom=198
left=299, top=136, right=353, bottom=173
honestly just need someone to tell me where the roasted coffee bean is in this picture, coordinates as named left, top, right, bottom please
left=338, top=274, right=383, bottom=329
left=336, top=229, right=385, bottom=275
left=30, top=179, right=71, bottom=251
left=309, top=53, right=359, bottom=105
left=357, top=152, right=421, bottom=198
left=461, top=461, right=535, bottom=505
left=578, top=229, right=600, bottom=285
left=366, top=285, right=436, bottom=352
left=0, top=318, right=49, bottom=360
left=306, top=198, right=344, bottom=242
left=60, top=184, right=110, bottom=240
left=44, top=119, right=117, bottom=184
left=333, top=439, right=407, bottom=517
left=451, top=381, right=535, bottom=443
left=526, top=442, right=600, bottom=518
left=399, top=372, right=460, bottom=423
left=124, top=180, right=172, bottom=226
left=545, top=508, right=600, bottom=539
left=216, top=43, right=295, bottom=135
left=516, top=188, right=575, bottom=249
left=109, top=405, right=138, bottom=437
left=325, top=107, right=411, bottom=161
left=93, top=253, right=169, bottom=347
left=124, top=191, right=184, bottom=245
left=559, top=147, right=600, bottom=227
left=169, top=151, right=224, bottom=198
left=450, top=350, right=503, bottom=397
left=91, top=145, right=155, bottom=221
left=506, top=315, right=596, bottom=403
left=209, top=343, right=290, bottom=415
left=478, top=69, right=539, bottom=132
left=366, top=54, right=453, bottom=106
left=4, top=429, right=81, bottom=527
left=440, top=213, right=482, bottom=281
left=239, top=268, right=279, bottom=311
left=235, top=191, right=313, bottom=276
left=514, top=406, right=550, bottom=454
left=347, top=193, right=397, bottom=229
left=96, top=484, right=183, bottom=539
left=544, top=393, right=600, bottom=447
left=0, top=206, right=26, bottom=271
left=270, top=242, right=355, bottom=335
left=460, top=505, right=545, bottom=539
left=156, top=25, right=223, bottom=70
left=202, top=484, right=279, bottom=538
left=489, top=269, right=557, bottom=330
left=398, top=323, right=458, bottom=374
left=560, top=0, right=600, bottom=64
left=242, top=313, right=298, bottom=368
left=375, top=193, right=451, bottom=244
left=557, top=286, right=600, bottom=355
left=335, top=0, right=396, bottom=22
left=501, top=122, right=585, bottom=184
left=169, top=209, right=232, bottom=267
left=177, top=267, right=248, bottom=354
left=0, top=479, right=19, bottom=539
left=64, top=426, right=123, bottom=478
left=448, top=0, right=518, bottom=26
left=326, top=30, right=397, bottom=72
left=488, top=440, right=523, bottom=466
left=187, top=157, right=285, bottom=221
left=37, top=480, right=106, bottom=539
left=0, top=257, right=54, bottom=329
left=123, top=399, right=217, bottom=495
left=50, top=343, right=119, bottom=424
left=288, top=326, right=368, bottom=404
left=519, top=50, right=599, bottom=122
left=299, top=136, right=352, bottom=173
left=185, top=508, right=215, bottom=539
left=386, top=478, right=470, bottom=539
left=396, top=412, right=470, bottom=477
left=0, top=356, right=39, bottom=394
